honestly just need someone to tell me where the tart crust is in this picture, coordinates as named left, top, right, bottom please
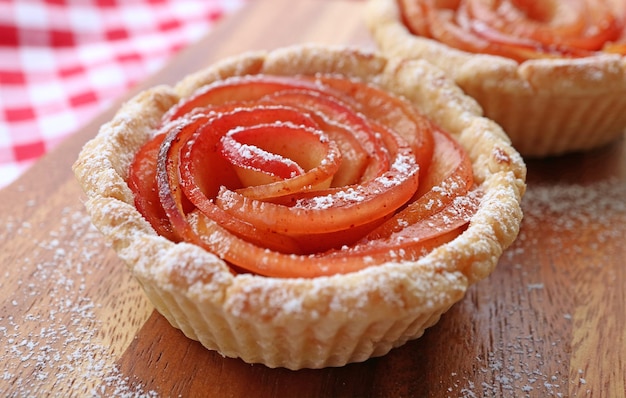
left=73, top=44, right=526, bottom=369
left=366, top=0, right=626, bottom=157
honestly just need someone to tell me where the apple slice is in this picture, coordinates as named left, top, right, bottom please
left=312, top=75, right=435, bottom=178
left=127, top=132, right=180, bottom=241
left=260, top=89, right=391, bottom=186
left=162, top=75, right=325, bottom=123
left=363, top=125, right=474, bottom=241
left=215, top=122, right=419, bottom=235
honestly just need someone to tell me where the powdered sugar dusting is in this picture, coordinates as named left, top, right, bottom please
left=0, top=205, right=157, bottom=397
left=520, top=178, right=626, bottom=234
left=445, top=339, right=572, bottom=398
left=444, top=178, right=625, bottom=397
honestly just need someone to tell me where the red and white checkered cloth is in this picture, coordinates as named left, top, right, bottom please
left=0, top=0, right=246, bottom=189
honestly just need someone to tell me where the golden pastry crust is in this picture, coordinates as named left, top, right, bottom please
left=73, top=44, right=526, bottom=369
left=366, top=0, right=626, bottom=157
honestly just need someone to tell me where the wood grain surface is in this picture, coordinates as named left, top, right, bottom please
left=1, top=0, right=625, bottom=397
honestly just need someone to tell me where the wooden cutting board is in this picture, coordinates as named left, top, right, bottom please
left=1, top=0, right=625, bottom=396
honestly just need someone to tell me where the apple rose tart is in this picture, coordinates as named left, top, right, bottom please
left=366, top=0, right=626, bottom=156
left=73, top=45, right=526, bottom=369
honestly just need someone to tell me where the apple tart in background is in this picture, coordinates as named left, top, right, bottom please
left=73, top=44, right=525, bottom=369
left=366, top=0, right=626, bottom=157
